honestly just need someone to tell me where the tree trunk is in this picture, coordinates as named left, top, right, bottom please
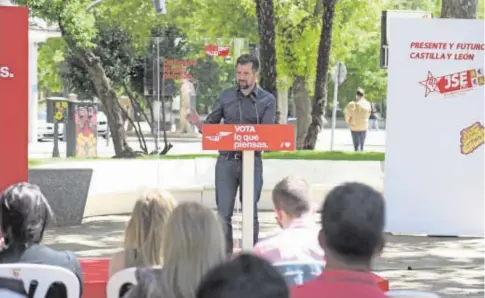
left=304, top=0, right=338, bottom=149
left=293, top=76, right=311, bottom=149
left=122, top=82, right=149, bottom=154
left=255, top=0, right=279, bottom=123
left=77, top=49, right=135, bottom=157
left=277, top=78, right=290, bottom=123
left=441, top=0, right=477, bottom=18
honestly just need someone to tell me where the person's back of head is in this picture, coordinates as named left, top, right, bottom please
left=0, top=182, right=53, bottom=247
left=272, top=176, right=311, bottom=228
left=123, top=188, right=177, bottom=268
left=356, top=88, right=365, bottom=100
left=159, top=202, right=227, bottom=298
left=197, top=254, right=289, bottom=298
left=319, top=182, right=385, bottom=269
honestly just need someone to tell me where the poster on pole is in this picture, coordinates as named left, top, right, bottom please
left=384, top=18, right=484, bottom=237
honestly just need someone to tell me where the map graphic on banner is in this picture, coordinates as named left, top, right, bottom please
left=459, top=121, right=484, bottom=155
left=384, top=18, right=484, bottom=237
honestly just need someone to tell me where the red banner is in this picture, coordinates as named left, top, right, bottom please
left=205, top=44, right=231, bottom=57
left=0, top=7, right=29, bottom=191
left=202, top=124, right=295, bottom=151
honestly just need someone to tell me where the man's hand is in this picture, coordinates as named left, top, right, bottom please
left=186, top=108, right=203, bottom=132
left=186, top=108, right=201, bottom=125
left=0, top=237, right=5, bottom=251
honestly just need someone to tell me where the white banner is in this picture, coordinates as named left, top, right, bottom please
left=385, top=18, right=484, bottom=237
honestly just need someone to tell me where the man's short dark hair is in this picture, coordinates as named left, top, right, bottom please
left=196, top=254, right=288, bottom=298
left=272, top=176, right=311, bottom=217
left=321, top=182, right=385, bottom=263
left=0, top=182, right=53, bottom=245
left=236, top=54, right=260, bottom=73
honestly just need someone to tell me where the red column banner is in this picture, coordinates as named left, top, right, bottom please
left=0, top=6, right=29, bottom=191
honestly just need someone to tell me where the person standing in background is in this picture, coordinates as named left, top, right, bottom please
left=368, top=102, right=379, bottom=131
left=344, top=88, right=371, bottom=151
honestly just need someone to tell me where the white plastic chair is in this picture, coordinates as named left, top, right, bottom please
left=386, top=290, right=441, bottom=298
left=0, top=263, right=80, bottom=298
left=0, top=289, right=28, bottom=298
left=106, top=267, right=137, bottom=298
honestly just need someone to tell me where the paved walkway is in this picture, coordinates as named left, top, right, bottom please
left=43, top=213, right=483, bottom=298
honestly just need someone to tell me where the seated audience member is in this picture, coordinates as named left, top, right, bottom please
left=292, top=182, right=387, bottom=298
left=109, top=188, right=176, bottom=277
left=125, top=202, right=227, bottom=298
left=253, top=176, right=324, bottom=263
left=0, top=183, right=83, bottom=298
left=196, top=254, right=289, bottom=298
left=0, top=277, right=28, bottom=298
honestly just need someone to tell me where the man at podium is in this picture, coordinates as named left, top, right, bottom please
left=187, top=54, right=276, bottom=254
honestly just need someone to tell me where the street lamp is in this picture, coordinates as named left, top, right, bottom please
left=153, top=0, right=167, bottom=14
left=86, top=0, right=104, bottom=11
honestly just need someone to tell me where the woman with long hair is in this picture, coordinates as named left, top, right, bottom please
left=109, top=188, right=177, bottom=276
left=126, top=202, right=227, bottom=298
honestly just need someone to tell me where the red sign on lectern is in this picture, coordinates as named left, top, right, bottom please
left=202, top=124, right=295, bottom=151
left=0, top=7, right=29, bottom=191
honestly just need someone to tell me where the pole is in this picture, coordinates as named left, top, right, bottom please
left=241, top=150, right=255, bottom=251
left=52, top=120, right=60, bottom=157
left=160, top=56, right=168, bottom=149
left=105, top=124, right=110, bottom=146
left=155, top=37, right=160, bottom=153
left=330, top=62, right=341, bottom=151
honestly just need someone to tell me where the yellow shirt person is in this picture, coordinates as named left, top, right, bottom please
left=344, top=88, right=371, bottom=151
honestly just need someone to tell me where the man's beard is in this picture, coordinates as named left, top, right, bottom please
left=237, top=80, right=250, bottom=90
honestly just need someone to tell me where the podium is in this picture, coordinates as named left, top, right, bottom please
left=202, top=124, right=295, bottom=251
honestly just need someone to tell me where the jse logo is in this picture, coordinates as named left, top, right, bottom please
left=443, top=72, right=468, bottom=89
left=0, top=66, right=14, bottom=78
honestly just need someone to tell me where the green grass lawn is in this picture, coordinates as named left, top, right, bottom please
left=28, top=150, right=384, bottom=166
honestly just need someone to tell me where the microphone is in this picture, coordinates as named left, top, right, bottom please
left=250, top=93, right=260, bottom=124
left=249, top=92, right=256, bottom=103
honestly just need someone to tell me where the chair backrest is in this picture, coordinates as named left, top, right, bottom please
left=386, top=290, right=441, bottom=298
left=0, top=263, right=80, bottom=298
left=0, top=289, right=28, bottom=298
left=272, top=261, right=325, bottom=286
left=107, top=267, right=137, bottom=298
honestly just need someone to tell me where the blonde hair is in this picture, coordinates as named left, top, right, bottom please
left=158, top=202, right=227, bottom=298
left=123, top=188, right=177, bottom=268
